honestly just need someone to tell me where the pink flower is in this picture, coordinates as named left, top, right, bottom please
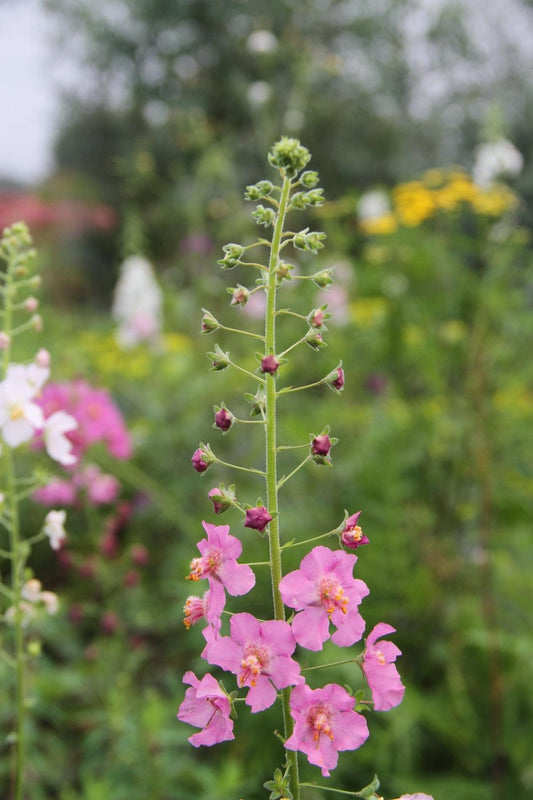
left=243, top=505, right=272, bottom=532
left=205, top=612, right=304, bottom=712
left=285, top=683, right=369, bottom=776
left=361, top=623, right=405, bottom=711
left=34, top=479, right=77, bottom=506
left=79, top=465, right=120, bottom=505
left=279, top=546, right=369, bottom=651
left=395, top=795, right=434, bottom=800
left=186, top=522, right=255, bottom=612
left=37, top=380, right=131, bottom=462
left=184, top=588, right=224, bottom=632
left=177, top=671, right=234, bottom=747
left=341, top=511, right=369, bottom=549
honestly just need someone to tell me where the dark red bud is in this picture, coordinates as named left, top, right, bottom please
left=192, top=448, right=209, bottom=472
left=261, top=355, right=280, bottom=374
left=244, top=506, right=273, bottom=532
left=312, top=434, right=332, bottom=456
left=214, top=408, right=233, bottom=431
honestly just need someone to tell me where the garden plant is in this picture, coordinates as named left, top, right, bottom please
left=178, top=138, right=432, bottom=800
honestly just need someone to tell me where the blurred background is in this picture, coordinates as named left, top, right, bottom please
left=0, top=1, right=532, bottom=799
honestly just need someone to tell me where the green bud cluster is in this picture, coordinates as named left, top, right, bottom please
left=293, top=229, right=327, bottom=253
left=245, top=180, right=274, bottom=201
left=268, top=136, right=311, bottom=179
left=218, top=242, right=245, bottom=269
left=252, top=205, right=277, bottom=227
left=289, top=189, right=324, bottom=211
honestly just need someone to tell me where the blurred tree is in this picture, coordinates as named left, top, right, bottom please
left=42, top=0, right=533, bottom=291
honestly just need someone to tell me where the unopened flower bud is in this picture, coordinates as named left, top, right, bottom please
left=24, top=297, right=39, bottom=313
left=312, top=434, right=332, bottom=457
left=0, top=332, right=11, bottom=350
left=207, top=344, right=230, bottom=371
left=294, top=229, right=326, bottom=254
left=261, top=354, right=279, bottom=374
left=252, top=204, right=276, bottom=227
left=300, top=170, right=319, bottom=188
left=213, top=405, right=234, bottom=432
left=31, top=314, right=43, bottom=332
left=340, top=511, right=369, bottom=549
left=326, top=364, right=345, bottom=393
left=312, top=269, right=333, bottom=288
left=244, top=505, right=273, bottom=532
left=307, top=306, right=330, bottom=328
left=15, top=265, right=28, bottom=277
left=245, top=180, right=274, bottom=201
left=30, top=275, right=41, bottom=289
left=35, top=348, right=50, bottom=367
left=244, top=386, right=266, bottom=417
left=229, top=284, right=250, bottom=306
left=268, top=136, right=311, bottom=179
left=208, top=484, right=235, bottom=514
left=191, top=444, right=215, bottom=473
left=218, top=243, right=245, bottom=269
left=276, top=261, right=293, bottom=285
left=201, top=309, right=220, bottom=333
left=305, top=330, right=326, bottom=350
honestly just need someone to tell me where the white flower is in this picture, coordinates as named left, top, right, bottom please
left=21, top=578, right=43, bottom=603
left=473, top=138, right=523, bottom=188
left=44, top=410, right=77, bottom=465
left=358, top=190, right=391, bottom=220
left=246, top=30, right=278, bottom=54
left=112, top=255, right=163, bottom=348
left=247, top=81, right=272, bottom=106
left=0, top=363, right=47, bottom=447
left=43, top=509, right=67, bottom=550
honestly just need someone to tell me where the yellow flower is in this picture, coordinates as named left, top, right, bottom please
left=359, top=213, right=398, bottom=235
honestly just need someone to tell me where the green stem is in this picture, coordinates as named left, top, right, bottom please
left=299, top=783, right=375, bottom=798
left=215, top=459, right=266, bottom=477
left=264, top=174, right=300, bottom=800
left=282, top=528, right=339, bottom=550
left=228, top=360, right=266, bottom=383
left=219, top=324, right=265, bottom=341
left=5, top=449, right=25, bottom=800
left=277, top=455, right=312, bottom=490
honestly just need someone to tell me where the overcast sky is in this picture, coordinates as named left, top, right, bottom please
left=0, top=0, right=58, bottom=184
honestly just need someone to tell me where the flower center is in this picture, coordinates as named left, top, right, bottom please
left=308, top=703, right=334, bottom=743
left=238, top=642, right=271, bottom=687
left=10, top=404, right=24, bottom=421
left=318, top=574, right=349, bottom=617
left=375, top=649, right=386, bottom=666
left=183, top=595, right=206, bottom=629
left=186, top=547, right=222, bottom=581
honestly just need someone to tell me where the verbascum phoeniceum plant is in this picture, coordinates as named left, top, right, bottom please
left=0, top=223, right=78, bottom=800
left=179, top=139, right=434, bottom=800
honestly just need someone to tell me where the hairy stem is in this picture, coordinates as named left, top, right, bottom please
left=264, top=174, right=300, bottom=799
